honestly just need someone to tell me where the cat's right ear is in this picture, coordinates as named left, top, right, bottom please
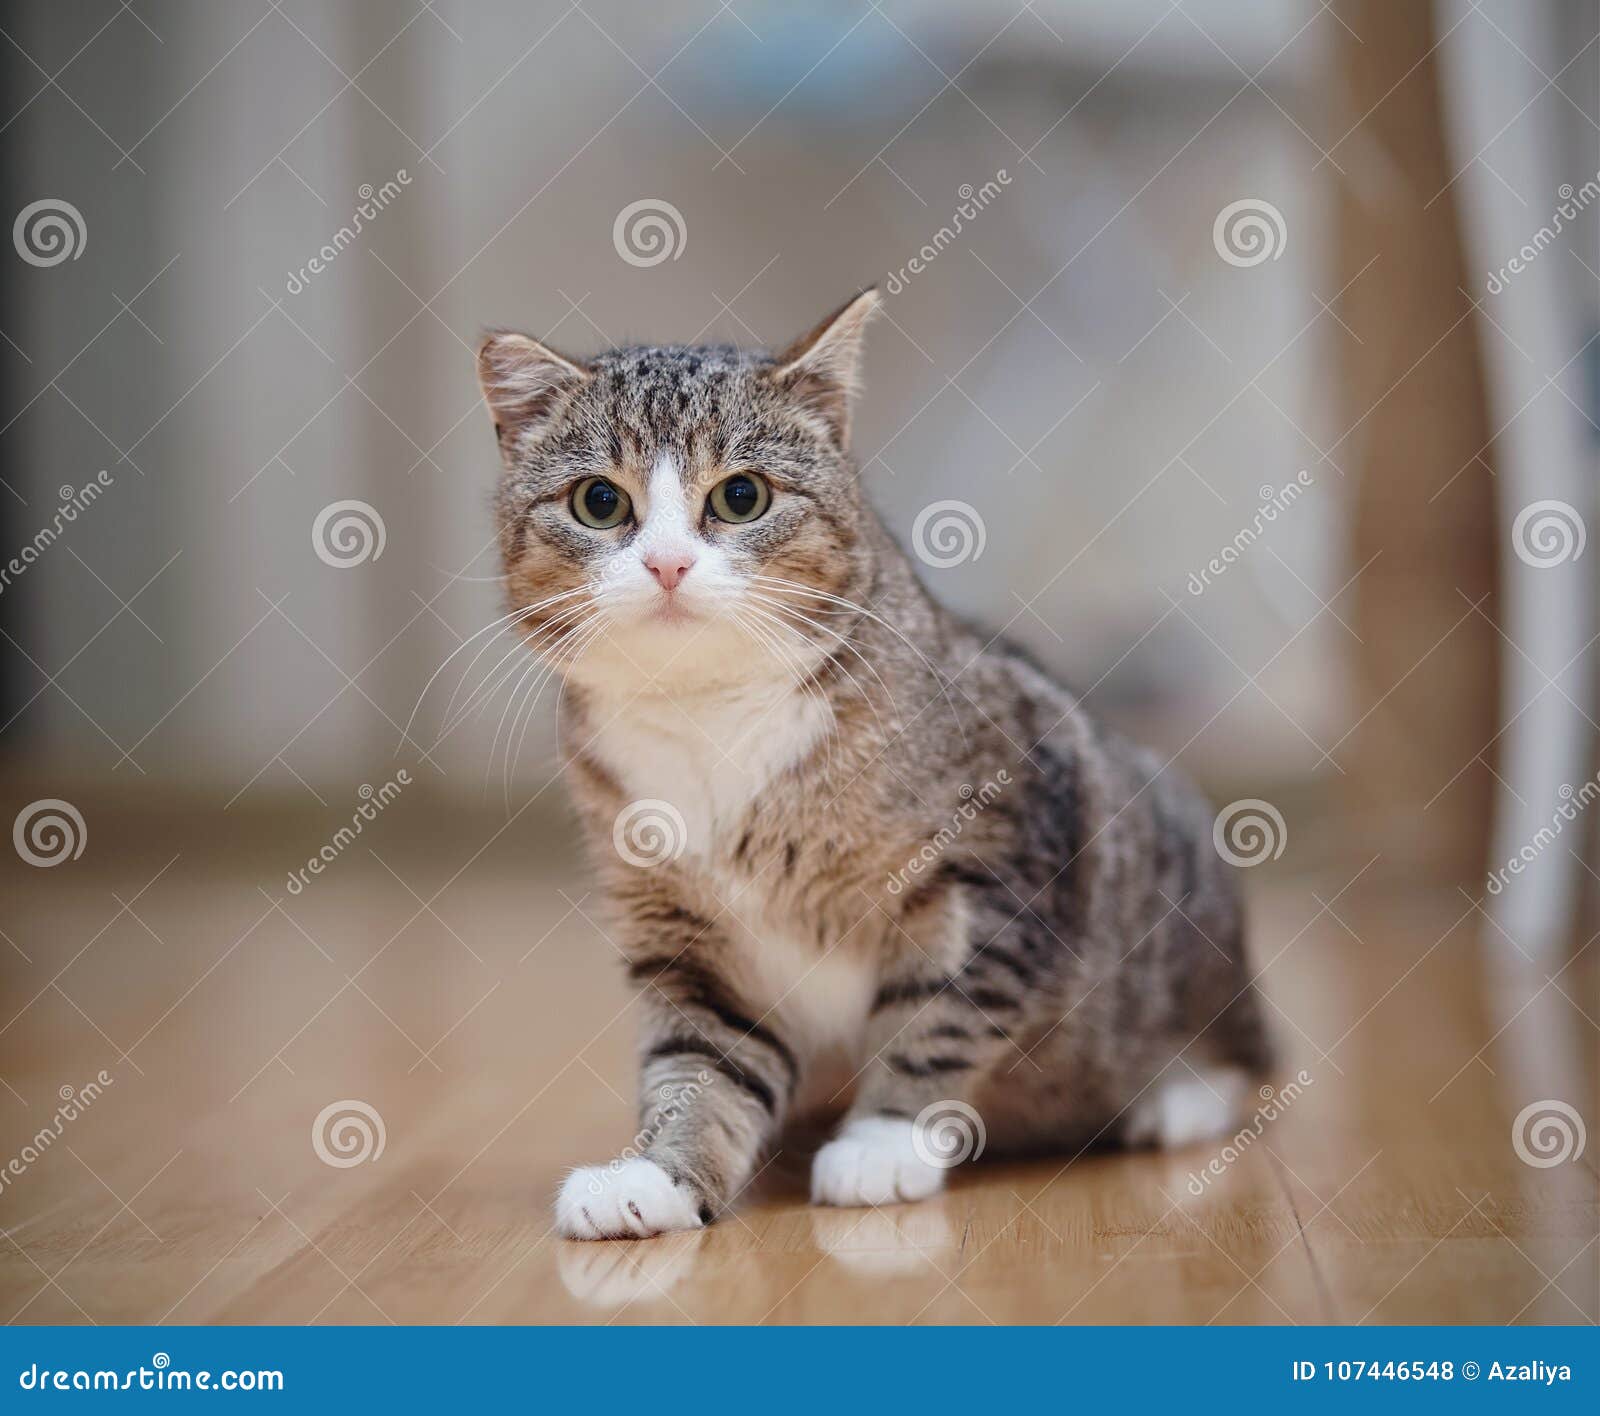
left=769, top=288, right=880, bottom=450
left=475, top=331, right=589, bottom=464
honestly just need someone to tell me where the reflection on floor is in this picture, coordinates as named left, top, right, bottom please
left=0, top=808, right=1595, bottom=1324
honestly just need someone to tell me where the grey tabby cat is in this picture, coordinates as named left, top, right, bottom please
left=474, top=290, right=1271, bottom=1240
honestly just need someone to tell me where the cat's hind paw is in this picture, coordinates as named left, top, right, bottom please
left=555, top=1158, right=706, bottom=1240
left=811, top=1116, right=947, bottom=1207
left=1124, top=1067, right=1253, bottom=1150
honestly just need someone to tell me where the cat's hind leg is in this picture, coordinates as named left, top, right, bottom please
left=1122, top=1066, right=1254, bottom=1150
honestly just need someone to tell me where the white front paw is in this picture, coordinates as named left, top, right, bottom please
left=555, top=1158, right=705, bottom=1240
left=811, top=1116, right=947, bottom=1207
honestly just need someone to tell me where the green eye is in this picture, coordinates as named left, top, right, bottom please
left=708, top=472, right=770, bottom=524
left=571, top=477, right=630, bottom=529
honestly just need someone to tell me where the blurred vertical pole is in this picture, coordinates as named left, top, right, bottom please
left=1435, top=0, right=1598, bottom=959
left=0, top=19, right=21, bottom=735
left=1331, top=0, right=1499, bottom=884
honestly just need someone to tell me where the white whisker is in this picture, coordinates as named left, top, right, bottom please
left=402, top=588, right=587, bottom=751
left=745, top=590, right=903, bottom=728
left=444, top=600, right=595, bottom=741
left=749, top=574, right=969, bottom=748
left=501, top=613, right=613, bottom=807
left=742, top=600, right=886, bottom=750
left=731, top=614, right=836, bottom=780
left=438, top=590, right=589, bottom=730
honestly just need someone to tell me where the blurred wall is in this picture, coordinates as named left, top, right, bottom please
left=3, top=0, right=1344, bottom=811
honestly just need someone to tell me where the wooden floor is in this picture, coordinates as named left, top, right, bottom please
left=0, top=805, right=1595, bottom=1325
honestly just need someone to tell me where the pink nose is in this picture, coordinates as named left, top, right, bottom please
left=643, top=553, right=695, bottom=591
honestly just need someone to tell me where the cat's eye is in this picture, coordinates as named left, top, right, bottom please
left=571, top=477, right=631, bottom=530
left=707, top=472, right=770, bottom=524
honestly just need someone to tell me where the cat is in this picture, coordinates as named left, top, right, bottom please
left=474, top=290, right=1272, bottom=1240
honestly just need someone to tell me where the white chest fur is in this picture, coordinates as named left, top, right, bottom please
left=586, top=676, right=874, bottom=1069
left=725, top=903, right=878, bottom=1085
left=586, top=677, right=830, bottom=862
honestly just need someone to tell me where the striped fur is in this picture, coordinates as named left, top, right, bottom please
left=478, top=292, right=1272, bottom=1237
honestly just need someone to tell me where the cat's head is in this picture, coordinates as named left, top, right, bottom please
left=476, top=291, right=879, bottom=691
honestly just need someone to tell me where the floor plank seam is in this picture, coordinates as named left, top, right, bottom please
left=1266, top=1148, right=1339, bottom=1325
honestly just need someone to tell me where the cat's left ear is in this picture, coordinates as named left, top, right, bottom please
left=769, top=288, right=880, bottom=450
left=476, top=331, right=590, bottom=465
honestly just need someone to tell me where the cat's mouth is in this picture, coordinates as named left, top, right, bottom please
left=647, top=596, right=702, bottom=626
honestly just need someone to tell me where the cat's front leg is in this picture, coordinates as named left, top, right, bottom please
left=556, top=960, right=797, bottom=1239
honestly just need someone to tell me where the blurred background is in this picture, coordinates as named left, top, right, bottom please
left=2, top=0, right=1594, bottom=875
left=0, top=0, right=1594, bottom=1324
